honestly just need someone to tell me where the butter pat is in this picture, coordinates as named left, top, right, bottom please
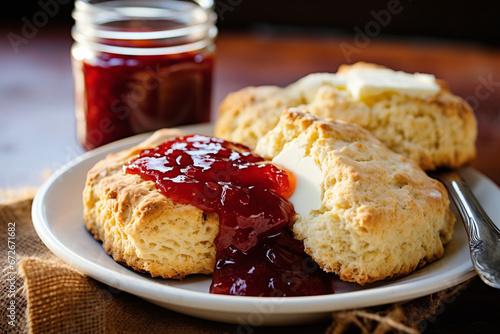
left=342, top=68, right=440, bottom=100
left=294, top=73, right=347, bottom=89
left=272, top=141, right=323, bottom=217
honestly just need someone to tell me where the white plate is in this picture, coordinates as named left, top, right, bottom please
left=32, top=123, right=500, bottom=326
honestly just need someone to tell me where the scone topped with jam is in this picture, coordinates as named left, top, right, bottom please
left=83, top=129, right=221, bottom=280
left=215, top=62, right=477, bottom=170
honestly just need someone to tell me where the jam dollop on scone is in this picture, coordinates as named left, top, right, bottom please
left=255, top=110, right=455, bottom=284
left=215, top=62, right=477, bottom=170
left=123, top=134, right=334, bottom=296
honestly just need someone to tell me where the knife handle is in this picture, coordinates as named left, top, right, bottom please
left=430, top=171, right=500, bottom=289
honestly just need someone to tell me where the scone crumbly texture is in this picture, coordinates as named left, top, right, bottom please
left=215, top=62, right=477, bottom=170
left=255, top=110, right=456, bottom=285
left=83, top=129, right=219, bottom=279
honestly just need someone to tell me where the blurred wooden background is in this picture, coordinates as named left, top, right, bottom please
left=1, top=0, right=499, bottom=186
left=3, top=0, right=500, bottom=45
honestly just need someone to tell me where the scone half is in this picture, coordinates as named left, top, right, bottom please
left=216, top=62, right=477, bottom=170
left=255, top=109, right=456, bottom=285
left=83, top=129, right=219, bottom=279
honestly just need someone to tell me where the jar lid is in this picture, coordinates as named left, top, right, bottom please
left=72, top=0, right=217, bottom=55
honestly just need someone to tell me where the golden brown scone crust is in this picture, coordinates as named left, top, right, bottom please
left=215, top=62, right=477, bottom=170
left=255, top=110, right=456, bottom=285
left=83, top=129, right=219, bottom=279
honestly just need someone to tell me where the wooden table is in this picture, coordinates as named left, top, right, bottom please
left=1, top=26, right=499, bottom=332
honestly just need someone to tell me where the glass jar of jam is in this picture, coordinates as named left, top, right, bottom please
left=71, top=0, right=217, bottom=150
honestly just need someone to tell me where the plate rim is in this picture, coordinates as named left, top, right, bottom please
left=32, top=124, right=499, bottom=318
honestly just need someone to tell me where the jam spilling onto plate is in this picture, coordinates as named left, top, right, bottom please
left=125, top=135, right=335, bottom=296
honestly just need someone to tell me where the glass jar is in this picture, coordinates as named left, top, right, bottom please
left=71, top=0, right=217, bottom=150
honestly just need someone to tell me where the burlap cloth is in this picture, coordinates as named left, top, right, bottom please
left=0, top=194, right=489, bottom=334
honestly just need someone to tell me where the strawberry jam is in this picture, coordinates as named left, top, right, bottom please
left=125, top=135, right=335, bottom=296
left=74, top=50, right=213, bottom=151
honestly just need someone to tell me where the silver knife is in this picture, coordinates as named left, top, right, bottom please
left=429, top=170, right=500, bottom=289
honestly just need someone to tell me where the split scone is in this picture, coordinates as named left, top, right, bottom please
left=254, top=109, right=456, bottom=284
left=83, top=129, right=220, bottom=279
left=215, top=62, right=477, bottom=170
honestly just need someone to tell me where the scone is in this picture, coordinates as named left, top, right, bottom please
left=83, top=129, right=219, bottom=279
left=254, top=109, right=455, bottom=284
left=215, top=62, right=477, bottom=170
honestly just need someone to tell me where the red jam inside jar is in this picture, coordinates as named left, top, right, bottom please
left=72, top=1, right=217, bottom=150
left=76, top=49, right=213, bottom=151
left=125, top=135, right=336, bottom=296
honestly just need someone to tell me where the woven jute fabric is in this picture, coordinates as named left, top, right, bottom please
left=0, top=197, right=471, bottom=334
